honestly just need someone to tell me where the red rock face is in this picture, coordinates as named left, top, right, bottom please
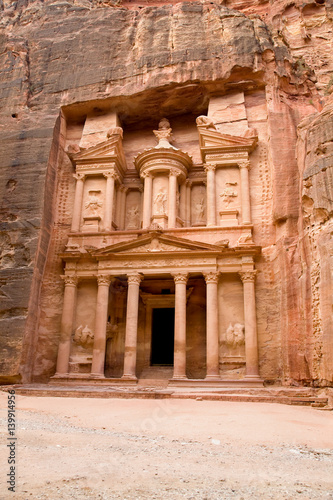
left=0, top=0, right=332, bottom=386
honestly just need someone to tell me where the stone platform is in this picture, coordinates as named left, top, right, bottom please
left=1, top=384, right=330, bottom=408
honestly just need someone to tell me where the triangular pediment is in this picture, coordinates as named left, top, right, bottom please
left=92, top=232, right=226, bottom=257
left=70, top=135, right=126, bottom=171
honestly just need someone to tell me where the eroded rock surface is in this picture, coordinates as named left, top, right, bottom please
left=0, top=0, right=332, bottom=386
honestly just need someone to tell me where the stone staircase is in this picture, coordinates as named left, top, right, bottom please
left=2, top=383, right=331, bottom=408
left=138, top=366, right=174, bottom=388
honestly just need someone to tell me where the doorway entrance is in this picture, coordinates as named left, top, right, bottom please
left=151, top=308, right=175, bottom=365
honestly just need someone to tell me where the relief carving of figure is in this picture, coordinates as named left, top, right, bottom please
left=220, top=182, right=238, bottom=206
left=85, top=191, right=102, bottom=216
left=154, top=188, right=167, bottom=215
left=126, top=205, right=140, bottom=229
left=194, top=197, right=205, bottom=223
left=225, top=323, right=245, bottom=350
left=74, top=325, right=94, bottom=348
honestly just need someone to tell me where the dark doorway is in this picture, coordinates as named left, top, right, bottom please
left=151, top=308, right=175, bottom=365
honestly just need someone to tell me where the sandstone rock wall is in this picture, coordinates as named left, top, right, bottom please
left=0, top=0, right=332, bottom=385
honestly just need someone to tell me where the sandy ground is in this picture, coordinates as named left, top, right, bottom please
left=0, top=392, right=333, bottom=500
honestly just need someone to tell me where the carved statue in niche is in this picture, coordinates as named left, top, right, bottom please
left=194, top=197, right=205, bottom=224
left=126, top=205, right=140, bottom=229
left=225, top=323, right=245, bottom=352
left=74, top=325, right=94, bottom=348
left=220, top=182, right=238, bottom=207
left=84, top=190, right=102, bottom=216
left=192, top=185, right=206, bottom=224
left=154, top=188, right=167, bottom=215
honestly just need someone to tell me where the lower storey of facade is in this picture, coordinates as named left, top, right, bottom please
left=52, top=266, right=263, bottom=388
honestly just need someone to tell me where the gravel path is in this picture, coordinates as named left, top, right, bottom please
left=1, top=392, right=333, bottom=499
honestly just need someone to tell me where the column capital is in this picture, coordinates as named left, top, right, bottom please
left=203, top=271, right=220, bottom=284
left=61, top=274, right=78, bottom=286
left=238, top=160, right=250, bottom=169
left=239, top=270, right=257, bottom=283
left=169, top=168, right=180, bottom=178
left=127, top=273, right=143, bottom=286
left=185, top=179, right=192, bottom=187
left=173, top=273, right=188, bottom=285
left=103, top=171, right=119, bottom=180
left=204, top=163, right=217, bottom=173
left=97, top=274, right=113, bottom=286
left=141, top=170, right=153, bottom=179
left=73, top=172, right=86, bottom=181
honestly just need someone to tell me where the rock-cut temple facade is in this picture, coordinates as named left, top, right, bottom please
left=53, top=113, right=262, bottom=386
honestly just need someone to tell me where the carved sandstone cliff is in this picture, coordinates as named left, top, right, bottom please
left=0, top=0, right=332, bottom=386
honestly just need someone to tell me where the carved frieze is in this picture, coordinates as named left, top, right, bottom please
left=121, top=240, right=188, bottom=253
left=205, top=153, right=247, bottom=162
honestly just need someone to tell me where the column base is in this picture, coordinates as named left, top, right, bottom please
left=205, top=374, right=221, bottom=381
left=121, top=374, right=138, bottom=381
left=171, top=375, right=188, bottom=381
left=244, top=374, right=263, bottom=383
left=51, top=372, right=69, bottom=378
left=90, top=373, right=106, bottom=379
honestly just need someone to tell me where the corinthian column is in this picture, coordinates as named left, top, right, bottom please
left=122, top=273, right=143, bottom=380
left=91, top=275, right=112, bottom=377
left=180, top=181, right=187, bottom=223
left=142, top=172, right=153, bottom=229
left=239, top=270, right=260, bottom=379
left=239, top=160, right=251, bottom=225
left=168, top=169, right=178, bottom=228
left=204, top=272, right=220, bottom=379
left=104, top=171, right=117, bottom=232
left=186, top=179, right=192, bottom=226
left=173, top=273, right=188, bottom=379
left=115, top=185, right=123, bottom=229
left=204, top=164, right=217, bottom=227
left=55, top=275, right=78, bottom=376
left=71, top=173, right=85, bottom=232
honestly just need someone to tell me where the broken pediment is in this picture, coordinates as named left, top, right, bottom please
left=91, top=232, right=227, bottom=257
left=68, top=131, right=126, bottom=175
left=196, top=118, right=258, bottom=163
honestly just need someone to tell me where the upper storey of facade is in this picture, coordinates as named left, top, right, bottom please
left=64, top=94, right=259, bottom=256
